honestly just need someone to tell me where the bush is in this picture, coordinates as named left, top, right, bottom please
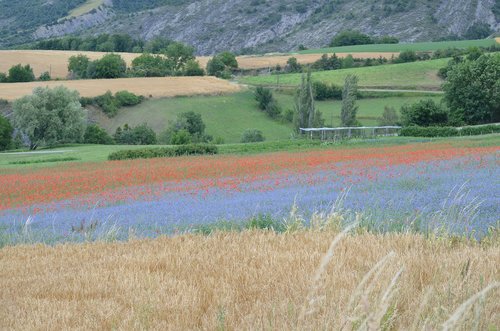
left=183, top=59, right=205, bottom=76
left=400, top=125, right=500, bottom=137
left=8, top=64, right=35, bottom=82
left=0, top=72, right=7, bottom=83
left=241, top=129, right=265, bottom=143
left=82, top=90, right=143, bottom=117
left=313, top=81, right=342, bottom=100
left=286, top=57, right=302, bottom=73
left=39, top=71, right=51, bottom=81
left=330, top=30, right=373, bottom=47
left=114, top=123, right=157, bottom=145
left=84, top=124, right=114, bottom=144
left=161, top=112, right=211, bottom=144
left=95, top=91, right=120, bottom=116
left=396, top=50, right=418, bottom=63
left=401, top=99, right=449, bottom=127
left=107, top=144, right=218, bottom=160
left=255, top=86, right=273, bottom=110
left=114, top=90, right=143, bottom=106
left=0, top=114, right=13, bottom=151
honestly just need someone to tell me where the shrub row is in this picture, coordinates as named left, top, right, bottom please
left=400, top=125, right=500, bottom=137
left=81, top=90, right=143, bottom=117
left=108, top=144, right=218, bottom=161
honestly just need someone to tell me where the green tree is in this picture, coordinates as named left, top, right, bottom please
left=68, top=54, right=90, bottom=79
left=400, top=99, right=449, bottom=127
left=206, top=56, right=226, bottom=78
left=13, top=86, right=86, bottom=149
left=217, top=51, right=238, bottom=69
left=340, top=74, right=360, bottom=126
left=165, top=42, right=195, bottom=72
left=84, top=124, right=114, bottom=144
left=464, top=23, right=493, bottom=40
left=130, top=53, right=170, bottom=77
left=91, top=54, right=127, bottom=79
left=293, top=70, right=323, bottom=131
left=0, top=114, right=13, bottom=151
left=255, top=87, right=281, bottom=119
left=443, top=54, right=500, bottom=125
left=161, top=111, right=210, bottom=144
left=8, top=64, right=35, bottom=82
left=330, top=30, right=373, bottom=47
left=206, top=52, right=238, bottom=78
left=183, top=59, right=205, bottom=76
left=39, top=71, right=51, bottom=81
left=286, top=57, right=302, bottom=73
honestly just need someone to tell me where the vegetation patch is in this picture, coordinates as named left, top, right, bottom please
left=107, top=144, right=218, bottom=160
left=8, top=157, right=80, bottom=165
left=400, top=125, right=500, bottom=137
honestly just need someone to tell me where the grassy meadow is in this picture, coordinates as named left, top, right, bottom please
left=240, top=58, right=448, bottom=89
left=299, top=38, right=499, bottom=54
left=90, top=90, right=442, bottom=141
left=275, top=93, right=443, bottom=127
left=65, top=0, right=105, bottom=18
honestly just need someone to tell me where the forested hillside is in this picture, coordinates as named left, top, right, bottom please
left=0, top=0, right=498, bottom=54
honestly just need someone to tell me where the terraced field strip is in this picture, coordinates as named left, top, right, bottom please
left=0, top=77, right=241, bottom=101
left=232, top=52, right=399, bottom=70
left=0, top=50, right=398, bottom=78
left=299, top=38, right=499, bottom=54
left=241, top=58, right=448, bottom=89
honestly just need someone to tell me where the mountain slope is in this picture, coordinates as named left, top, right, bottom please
left=0, top=0, right=498, bottom=55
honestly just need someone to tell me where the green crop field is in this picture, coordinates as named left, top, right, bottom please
left=96, top=91, right=294, bottom=144
left=298, top=39, right=498, bottom=54
left=240, top=59, right=448, bottom=89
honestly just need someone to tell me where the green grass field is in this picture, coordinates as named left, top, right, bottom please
left=275, top=94, right=443, bottom=127
left=240, top=59, right=448, bottom=89
left=298, top=39, right=498, bottom=54
left=96, top=91, right=294, bottom=143
left=65, top=0, right=104, bottom=18
left=95, top=89, right=442, bottom=138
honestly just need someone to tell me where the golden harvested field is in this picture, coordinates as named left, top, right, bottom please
left=0, top=50, right=139, bottom=79
left=0, top=231, right=498, bottom=330
left=0, top=50, right=399, bottom=78
left=0, top=77, right=241, bottom=101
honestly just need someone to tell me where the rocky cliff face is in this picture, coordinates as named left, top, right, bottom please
left=4, top=0, right=500, bottom=55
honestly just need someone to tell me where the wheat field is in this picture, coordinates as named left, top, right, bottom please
left=0, top=76, right=241, bottom=101
left=0, top=230, right=498, bottom=330
left=0, top=50, right=399, bottom=78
